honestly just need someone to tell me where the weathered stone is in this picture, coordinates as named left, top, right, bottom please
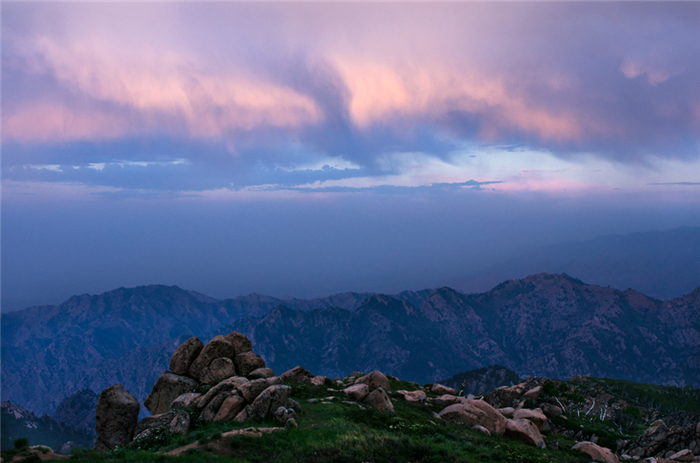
left=267, top=376, right=283, bottom=386
left=310, top=376, right=327, bottom=387
left=194, top=376, right=249, bottom=410
left=540, top=403, right=563, bottom=418
left=669, top=449, right=694, bottom=461
left=397, top=390, right=427, bottom=403
left=485, top=383, right=527, bottom=408
left=523, top=386, right=542, bottom=401
left=200, top=357, right=237, bottom=385
left=132, top=428, right=155, bottom=442
left=274, top=406, right=289, bottom=423
left=189, top=335, right=236, bottom=381
left=286, top=398, right=301, bottom=412
left=94, top=437, right=110, bottom=452
left=248, top=368, right=275, bottom=379
left=285, top=418, right=298, bottom=430
left=169, top=337, right=204, bottom=375
left=498, top=407, right=515, bottom=418
left=169, top=410, right=190, bottom=435
left=95, top=384, right=140, bottom=450
left=429, top=394, right=462, bottom=408
left=234, top=351, right=266, bottom=377
left=213, top=395, right=246, bottom=422
left=224, top=331, right=253, bottom=355
left=432, top=383, right=458, bottom=396
left=472, top=425, right=491, bottom=435
left=280, top=366, right=314, bottom=382
left=364, top=387, right=394, bottom=412
left=514, top=408, right=547, bottom=432
left=571, top=441, right=619, bottom=463
left=344, top=384, right=370, bottom=402
left=145, top=371, right=199, bottom=415
left=134, top=411, right=176, bottom=437
left=355, top=370, right=391, bottom=391
left=169, top=392, right=201, bottom=411
left=438, top=399, right=507, bottom=436
left=505, top=419, right=546, bottom=449
left=238, top=378, right=270, bottom=403
left=201, top=391, right=235, bottom=422
left=235, top=385, right=292, bottom=422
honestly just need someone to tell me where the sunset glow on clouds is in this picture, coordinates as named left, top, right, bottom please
left=3, top=1, right=699, bottom=199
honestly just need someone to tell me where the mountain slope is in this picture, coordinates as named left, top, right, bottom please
left=456, top=226, right=700, bottom=300
left=231, top=274, right=699, bottom=386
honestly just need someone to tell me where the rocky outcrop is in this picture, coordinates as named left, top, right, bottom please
left=343, top=384, right=369, bottom=402
left=234, top=352, right=266, bottom=377
left=235, top=385, right=292, bottom=422
left=571, top=441, right=618, bottom=463
left=626, top=416, right=700, bottom=459
left=95, top=384, right=140, bottom=450
left=513, top=408, right=547, bottom=432
left=280, top=366, right=314, bottom=382
left=133, top=412, right=176, bottom=437
left=189, top=335, right=237, bottom=381
left=144, top=371, right=199, bottom=415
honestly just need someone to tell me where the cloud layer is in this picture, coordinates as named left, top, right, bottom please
left=2, top=2, right=699, bottom=195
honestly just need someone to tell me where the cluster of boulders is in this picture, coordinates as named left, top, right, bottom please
left=626, top=413, right=700, bottom=460
left=94, top=332, right=299, bottom=450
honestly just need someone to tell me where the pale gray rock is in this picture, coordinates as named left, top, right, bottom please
left=363, top=387, right=394, bottom=412
left=344, top=384, right=370, bottom=402
left=505, top=419, right=546, bottom=449
left=248, top=368, right=275, bottom=379
left=355, top=370, right=390, bottom=391
left=213, top=395, right=246, bottom=422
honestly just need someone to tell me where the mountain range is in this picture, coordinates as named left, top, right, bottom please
left=3, top=273, right=698, bottom=419
left=455, top=226, right=700, bottom=300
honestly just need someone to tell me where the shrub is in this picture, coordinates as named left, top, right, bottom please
left=13, top=438, right=29, bottom=450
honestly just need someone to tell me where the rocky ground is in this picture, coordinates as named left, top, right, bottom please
left=3, top=331, right=699, bottom=463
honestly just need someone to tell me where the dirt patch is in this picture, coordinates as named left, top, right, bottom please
left=165, top=427, right=284, bottom=457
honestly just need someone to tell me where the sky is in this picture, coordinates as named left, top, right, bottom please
left=2, top=2, right=699, bottom=312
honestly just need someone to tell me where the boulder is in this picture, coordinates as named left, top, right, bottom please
left=144, top=371, right=199, bottom=415
left=194, top=376, right=249, bottom=410
left=201, top=391, right=236, bottom=422
left=213, top=395, right=246, bottom=422
left=188, top=335, right=236, bottom=381
left=169, top=392, right=201, bottom=411
left=438, top=399, right=507, bottom=436
left=224, top=331, right=253, bottom=355
left=280, top=366, right=314, bottom=382
left=505, top=419, right=545, bottom=448
left=234, top=351, right=266, bottom=377
left=498, top=407, right=515, bottom=418
left=94, top=437, right=110, bottom=452
left=134, top=411, right=176, bottom=437
left=235, top=385, right=292, bottom=422
left=540, top=403, right=563, bottom=418
left=355, top=370, right=391, bottom=391
left=238, top=378, right=270, bottom=403
left=286, top=398, right=301, bottom=412
left=523, top=386, right=542, bottom=401
left=432, top=383, right=458, bottom=396
left=58, top=441, right=78, bottom=455
left=286, top=417, right=298, bottom=429
left=344, top=384, right=370, bottom=402
left=169, top=337, right=203, bottom=375
left=310, top=376, right=327, bottom=387
left=169, top=410, right=190, bottom=435
left=397, top=390, right=427, bottom=403
left=571, top=441, right=619, bottom=463
left=200, top=357, right=237, bottom=384
left=429, top=394, right=462, bottom=408
left=95, top=384, right=140, bottom=450
left=248, top=368, right=275, bottom=379
left=513, top=408, right=547, bottom=431
left=669, top=449, right=694, bottom=462
left=472, top=425, right=491, bottom=436
left=273, top=406, right=289, bottom=423
left=267, top=376, right=283, bottom=386
left=486, top=383, right=527, bottom=408
left=363, top=387, right=394, bottom=412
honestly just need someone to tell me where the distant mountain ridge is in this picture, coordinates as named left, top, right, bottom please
left=2, top=273, right=698, bottom=418
left=456, top=226, right=700, bottom=300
